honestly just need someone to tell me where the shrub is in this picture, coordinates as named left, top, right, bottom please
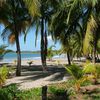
left=95, top=64, right=100, bottom=78
left=0, top=84, right=41, bottom=100
left=0, top=66, right=9, bottom=86
left=83, top=63, right=96, bottom=74
left=65, top=64, right=84, bottom=80
left=48, top=86, right=66, bottom=95
left=64, top=64, right=89, bottom=91
left=0, top=84, right=20, bottom=100
left=83, top=63, right=100, bottom=84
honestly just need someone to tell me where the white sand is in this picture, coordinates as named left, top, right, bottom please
left=5, top=57, right=85, bottom=90
left=11, top=58, right=68, bottom=66
left=4, top=58, right=69, bottom=90
left=6, top=71, right=69, bottom=90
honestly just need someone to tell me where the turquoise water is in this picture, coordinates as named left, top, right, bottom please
left=2, top=53, right=64, bottom=62
left=3, top=53, right=41, bottom=62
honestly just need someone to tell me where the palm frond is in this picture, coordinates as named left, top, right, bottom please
left=83, top=15, right=97, bottom=55
left=24, top=0, right=40, bottom=17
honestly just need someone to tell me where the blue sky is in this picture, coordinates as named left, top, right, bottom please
left=0, top=24, right=60, bottom=51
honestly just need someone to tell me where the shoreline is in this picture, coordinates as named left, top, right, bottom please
left=0, top=56, right=87, bottom=66
left=0, top=57, right=68, bottom=66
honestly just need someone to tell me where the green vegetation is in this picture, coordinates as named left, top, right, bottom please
left=65, top=64, right=86, bottom=91
left=0, top=84, right=41, bottom=100
left=0, top=65, right=16, bottom=87
left=0, top=66, right=9, bottom=87
left=0, top=0, right=100, bottom=100
left=0, top=0, right=100, bottom=75
left=47, top=45, right=56, bottom=61
left=0, top=45, right=13, bottom=60
left=65, top=64, right=100, bottom=90
left=0, top=80, right=100, bottom=100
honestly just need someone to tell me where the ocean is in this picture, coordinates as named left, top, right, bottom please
left=3, top=53, right=41, bottom=62
left=2, top=53, right=65, bottom=63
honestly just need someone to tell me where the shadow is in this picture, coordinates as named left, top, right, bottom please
left=21, top=65, right=43, bottom=72
left=6, top=64, right=69, bottom=86
left=15, top=65, right=67, bottom=82
left=44, top=72, right=65, bottom=81
left=0, top=63, right=9, bottom=67
left=20, top=72, right=51, bottom=81
left=21, top=65, right=66, bottom=73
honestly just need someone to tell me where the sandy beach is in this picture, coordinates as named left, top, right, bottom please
left=3, top=57, right=68, bottom=66
left=2, top=58, right=69, bottom=90
left=0, top=57, right=87, bottom=90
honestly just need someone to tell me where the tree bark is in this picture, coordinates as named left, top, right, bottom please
left=41, top=16, right=46, bottom=70
left=11, top=0, right=21, bottom=76
left=67, top=52, right=71, bottom=65
left=44, top=30, right=47, bottom=67
left=40, top=3, right=47, bottom=70
left=15, top=35, right=21, bottom=76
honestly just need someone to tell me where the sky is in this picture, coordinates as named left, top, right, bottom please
left=0, top=24, right=60, bottom=51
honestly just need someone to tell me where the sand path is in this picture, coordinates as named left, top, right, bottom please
left=6, top=65, right=69, bottom=90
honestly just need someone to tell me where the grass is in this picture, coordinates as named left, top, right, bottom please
left=17, top=88, right=41, bottom=100
left=0, top=63, right=100, bottom=100
left=0, top=81, right=100, bottom=100
left=0, top=84, right=41, bottom=100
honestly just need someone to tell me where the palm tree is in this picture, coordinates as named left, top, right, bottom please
left=0, top=0, right=31, bottom=76
left=39, top=0, right=61, bottom=69
left=66, top=0, right=100, bottom=63
left=49, top=0, right=81, bottom=65
left=59, top=35, right=73, bottom=65
left=50, top=0, right=100, bottom=63
left=25, top=0, right=55, bottom=70
left=0, top=45, right=13, bottom=60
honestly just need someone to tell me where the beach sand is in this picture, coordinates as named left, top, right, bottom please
left=11, top=58, right=68, bottom=66
left=3, top=57, right=87, bottom=90
left=4, top=58, right=70, bottom=90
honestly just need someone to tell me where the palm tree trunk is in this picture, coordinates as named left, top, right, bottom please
left=11, top=0, right=21, bottom=76
left=67, top=52, right=71, bottom=65
left=44, top=30, right=47, bottom=67
left=15, top=34, right=21, bottom=76
left=40, top=2, right=47, bottom=70
left=41, top=16, right=45, bottom=70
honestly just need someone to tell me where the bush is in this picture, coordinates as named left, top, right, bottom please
left=18, top=88, right=41, bottom=100
left=0, top=84, right=41, bottom=100
left=0, top=84, right=20, bottom=100
left=48, top=86, right=66, bottom=95
left=83, top=63, right=96, bottom=74
left=65, top=64, right=84, bottom=80
left=0, top=66, right=9, bottom=86
left=95, top=64, right=100, bottom=78
left=83, top=63, right=100, bottom=84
